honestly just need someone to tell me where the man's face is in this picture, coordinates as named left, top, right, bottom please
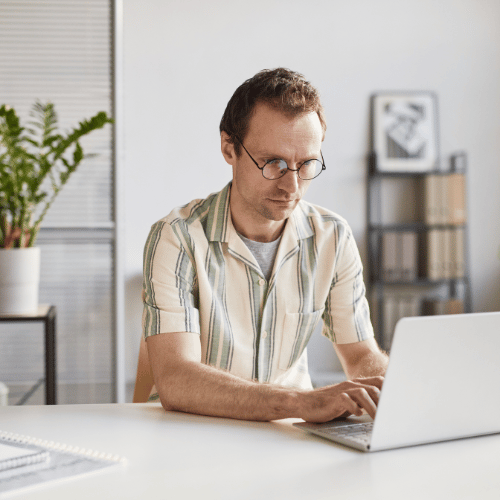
left=224, top=102, right=323, bottom=238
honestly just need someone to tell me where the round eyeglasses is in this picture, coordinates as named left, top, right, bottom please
left=235, top=138, right=326, bottom=181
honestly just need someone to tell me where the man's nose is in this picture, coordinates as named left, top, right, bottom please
left=276, top=168, right=300, bottom=194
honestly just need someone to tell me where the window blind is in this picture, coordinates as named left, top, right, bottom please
left=0, top=0, right=115, bottom=404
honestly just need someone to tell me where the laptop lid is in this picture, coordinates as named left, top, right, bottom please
left=370, top=312, right=500, bottom=451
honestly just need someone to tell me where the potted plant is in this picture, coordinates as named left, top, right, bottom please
left=0, top=101, right=112, bottom=314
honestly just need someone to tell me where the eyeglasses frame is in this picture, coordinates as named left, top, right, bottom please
left=234, top=137, right=326, bottom=181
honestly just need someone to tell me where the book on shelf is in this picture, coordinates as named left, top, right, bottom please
left=424, top=172, right=466, bottom=226
left=424, top=174, right=441, bottom=225
left=422, top=228, right=466, bottom=280
left=375, top=294, right=420, bottom=349
left=373, top=294, right=465, bottom=349
left=401, top=232, right=417, bottom=281
left=448, top=172, right=467, bottom=224
left=424, top=229, right=442, bottom=281
left=443, top=228, right=452, bottom=279
left=422, top=298, right=464, bottom=315
left=382, top=231, right=418, bottom=282
left=382, top=296, right=397, bottom=349
left=382, top=231, right=397, bottom=281
left=452, top=228, right=466, bottom=278
left=439, top=174, right=449, bottom=224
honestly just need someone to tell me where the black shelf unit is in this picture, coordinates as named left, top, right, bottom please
left=367, top=152, right=472, bottom=350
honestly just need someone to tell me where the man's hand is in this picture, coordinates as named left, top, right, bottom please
left=298, top=376, right=384, bottom=423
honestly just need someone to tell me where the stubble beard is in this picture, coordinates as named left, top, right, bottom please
left=258, top=198, right=297, bottom=222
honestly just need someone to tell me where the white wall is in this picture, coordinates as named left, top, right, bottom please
left=122, top=0, right=500, bottom=386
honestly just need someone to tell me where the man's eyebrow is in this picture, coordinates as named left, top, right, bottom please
left=256, top=150, right=282, bottom=159
left=256, top=150, right=321, bottom=162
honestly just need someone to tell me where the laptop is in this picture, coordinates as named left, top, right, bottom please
left=294, top=311, right=500, bottom=452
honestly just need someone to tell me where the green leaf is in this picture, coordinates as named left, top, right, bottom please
left=1, top=101, right=112, bottom=247
left=42, top=134, right=61, bottom=148
left=73, top=141, right=83, bottom=165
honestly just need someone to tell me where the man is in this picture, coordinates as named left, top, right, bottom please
left=143, top=68, right=388, bottom=422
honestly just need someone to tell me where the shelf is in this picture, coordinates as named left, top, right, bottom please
left=372, top=277, right=469, bottom=287
left=369, top=223, right=466, bottom=232
left=369, top=170, right=438, bottom=178
left=369, top=169, right=466, bottom=178
left=367, top=151, right=472, bottom=350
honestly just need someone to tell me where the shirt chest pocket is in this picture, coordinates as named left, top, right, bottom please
left=278, top=308, right=325, bottom=371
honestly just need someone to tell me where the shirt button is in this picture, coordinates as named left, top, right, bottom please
left=258, top=278, right=266, bottom=286
left=262, top=331, right=268, bottom=339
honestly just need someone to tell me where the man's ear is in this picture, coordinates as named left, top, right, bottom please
left=221, top=131, right=237, bottom=166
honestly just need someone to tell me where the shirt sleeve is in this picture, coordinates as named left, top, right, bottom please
left=321, top=224, right=374, bottom=344
left=142, top=220, right=200, bottom=339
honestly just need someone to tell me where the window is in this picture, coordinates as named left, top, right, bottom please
left=0, top=0, right=120, bottom=404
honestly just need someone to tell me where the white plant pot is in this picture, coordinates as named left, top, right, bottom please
left=0, top=247, right=41, bottom=315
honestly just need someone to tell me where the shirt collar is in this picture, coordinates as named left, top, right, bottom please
left=206, top=182, right=314, bottom=243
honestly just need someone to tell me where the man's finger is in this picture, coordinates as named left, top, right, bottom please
left=359, top=384, right=381, bottom=405
left=346, top=388, right=378, bottom=419
left=339, top=393, right=364, bottom=417
left=352, top=376, right=384, bottom=390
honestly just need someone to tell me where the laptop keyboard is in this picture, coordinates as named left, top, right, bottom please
left=319, top=422, right=374, bottom=446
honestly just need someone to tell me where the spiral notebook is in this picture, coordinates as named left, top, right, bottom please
left=0, top=431, right=126, bottom=496
left=0, top=441, right=49, bottom=473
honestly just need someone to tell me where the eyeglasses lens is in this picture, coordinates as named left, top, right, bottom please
left=262, top=160, right=288, bottom=180
left=262, top=159, right=323, bottom=180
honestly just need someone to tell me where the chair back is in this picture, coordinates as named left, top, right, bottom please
left=133, top=336, right=155, bottom=403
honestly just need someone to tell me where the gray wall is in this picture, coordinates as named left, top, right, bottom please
left=122, top=0, right=500, bottom=385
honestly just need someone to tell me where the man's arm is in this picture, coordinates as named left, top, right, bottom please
left=147, top=331, right=383, bottom=422
left=334, top=337, right=389, bottom=380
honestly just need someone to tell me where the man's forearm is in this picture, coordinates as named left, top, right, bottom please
left=156, top=360, right=384, bottom=423
left=345, top=350, right=389, bottom=380
left=157, top=361, right=301, bottom=421
left=148, top=333, right=384, bottom=422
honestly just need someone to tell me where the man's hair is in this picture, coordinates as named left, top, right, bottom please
left=220, top=68, right=327, bottom=156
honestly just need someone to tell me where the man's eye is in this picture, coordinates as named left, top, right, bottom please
left=266, top=159, right=281, bottom=165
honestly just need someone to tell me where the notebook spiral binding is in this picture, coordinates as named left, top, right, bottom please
left=0, top=447, right=49, bottom=472
left=0, top=430, right=126, bottom=464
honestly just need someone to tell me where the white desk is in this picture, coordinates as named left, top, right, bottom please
left=0, top=403, right=498, bottom=499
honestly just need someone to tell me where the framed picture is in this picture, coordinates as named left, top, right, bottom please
left=371, top=92, right=439, bottom=172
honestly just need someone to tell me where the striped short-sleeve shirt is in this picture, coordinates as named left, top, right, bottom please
left=142, top=183, right=374, bottom=390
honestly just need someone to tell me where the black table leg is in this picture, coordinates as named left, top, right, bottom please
left=44, top=306, right=57, bottom=405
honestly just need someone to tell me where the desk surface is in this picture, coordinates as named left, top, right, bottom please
left=0, top=403, right=498, bottom=499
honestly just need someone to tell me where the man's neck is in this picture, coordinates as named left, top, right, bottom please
left=229, top=186, right=288, bottom=243
left=230, top=212, right=286, bottom=243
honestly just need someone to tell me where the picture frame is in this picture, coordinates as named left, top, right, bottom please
left=371, top=92, right=439, bottom=173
